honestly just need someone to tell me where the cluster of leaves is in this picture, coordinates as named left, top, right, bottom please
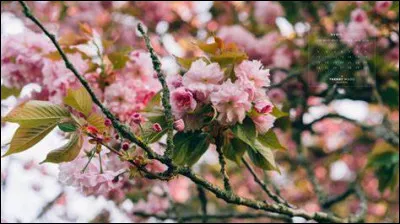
left=2, top=87, right=108, bottom=163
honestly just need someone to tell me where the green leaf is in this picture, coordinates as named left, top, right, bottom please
left=175, top=56, right=200, bottom=70
left=258, top=130, right=285, bottom=151
left=197, top=41, right=219, bottom=54
left=108, top=52, right=129, bottom=70
left=367, top=141, right=399, bottom=192
left=64, top=87, right=93, bottom=117
left=142, top=122, right=168, bottom=144
left=1, top=86, right=21, bottom=99
left=41, top=132, right=83, bottom=164
left=58, top=122, right=77, bottom=132
left=172, top=131, right=210, bottom=166
left=86, top=113, right=107, bottom=133
left=142, top=92, right=161, bottom=112
left=380, top=80, right=399, bottom=109
left=247, top=141, right=280, bottom=172
left=231, top=117, right=257, bottom=146
left=2, top=122, right=58, bottom=157
left=2, top=101, right=70, bottom=127
left=271, top=106, right=288, bottom=119
left=222, top=138, right=249, bottom=164
left=210, top=51, right=248, bottom=67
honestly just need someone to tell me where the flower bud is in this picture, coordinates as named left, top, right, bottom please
left=132, top=112, right=142, bottom=124
left=173, top=119, right=185, bottom=132
left=104, top=118, right=112, bottom=127
left=152, top=123, right=162, bottom=132
left=122, top=142, right=130, bottom=151
left=112, top=176, right=119, bottom=184
left=254, top=100, right=274, bottom=114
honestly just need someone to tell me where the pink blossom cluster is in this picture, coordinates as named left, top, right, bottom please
left=132, top=1, right=175, bottom=25
left=253, top=1, right=285, bottom=25
left=1, top=30, right=54, bottom=89
left=1, top=29, right=103, bottom=103
left=337, top=8, right=378, bottom=55
left=58, top=153, right=125, bottom=196
left=218, top=27, right=295, bottom=69
left=170, top=59, right=276, bottom=133
left=104, top=50, right=161, bottom=121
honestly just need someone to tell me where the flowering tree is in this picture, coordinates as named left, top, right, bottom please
left=1, top=1, right=399, bottom=223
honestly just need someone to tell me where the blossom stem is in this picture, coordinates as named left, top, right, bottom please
left=99, top=152, right=104, bottom=174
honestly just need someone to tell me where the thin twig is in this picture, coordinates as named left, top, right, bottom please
left=242, top=158, right=294, bottom=208
left=197, top=186, right=208, bottom=223
left=35, top=191, right=64, bottom=221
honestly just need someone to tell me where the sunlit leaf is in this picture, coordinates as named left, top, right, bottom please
left=43, top=47, right=90, bottom=61
left=86, top=113, right=107, bottom=133
left=258, top=129, right=286, bottom=151
left=210, top=51, right=248, bottom=67
left=64, top=87, right=93, bottom=117
left=59, top=33, right=90, bottom=46
left=176, top=56, right=199, bottom=70
left=108, top=52, right=129, bottom=70
left=79, top=23, right=93, bottom=36
left=271, top=106, right=288, bottom=119
left=197, top=41, right=219, bottom=54
left=41, top=132, right=83, bottom=164
left=1, top=86, right=21, bottom=100
left=2, top=122, right=58, bottom=157
left=2, top=101, right=70, bottom=127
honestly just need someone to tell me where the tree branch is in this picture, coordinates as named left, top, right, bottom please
left=137, top=24, right=175, bottom=159
left=18, top=2, right=349, bottom=222
left=197, top=186, right=208, bottom=223
left=133, top=211, right=292, bottom=222
left=18, top=1, right=166, bottom=164
left=215, top=136, right=232, bottom=192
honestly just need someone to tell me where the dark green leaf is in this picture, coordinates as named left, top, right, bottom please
left=222, top=138, right=249, bottom=164
left=247, top=140, right=280, bottom=172
left=58, top=122, right=78, bottom=132
left=258, top=130, right=285, bottom=151
left=231, top=117, right=257, bottom=146
left=172, top=131, right=210, bottom=166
